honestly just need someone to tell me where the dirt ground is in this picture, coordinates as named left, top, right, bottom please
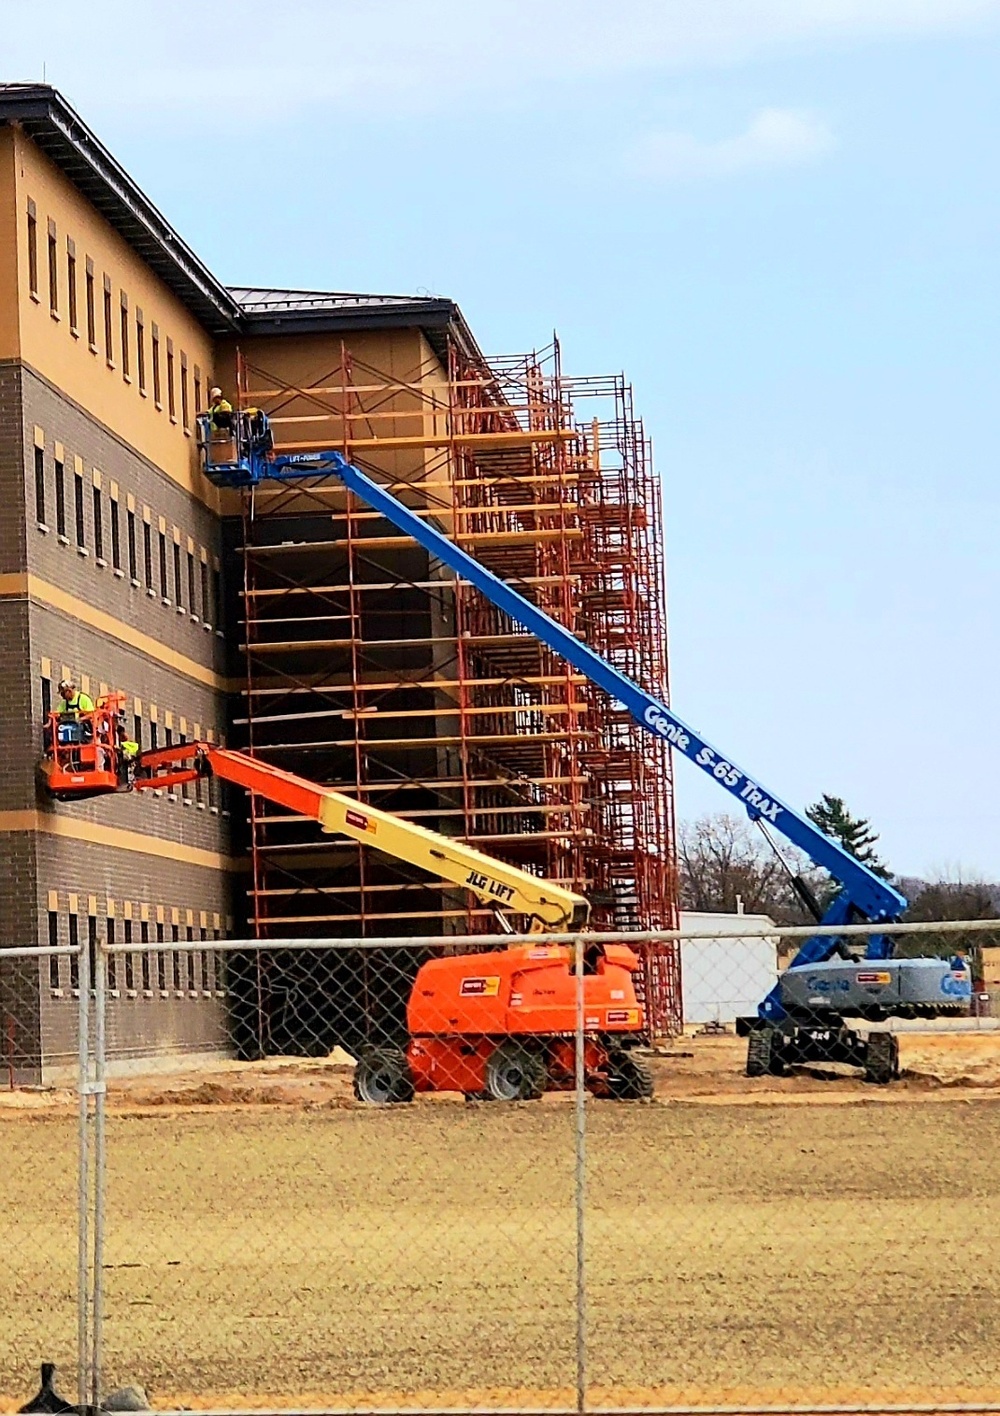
left=3, top=1032, right=1000, bottom=1411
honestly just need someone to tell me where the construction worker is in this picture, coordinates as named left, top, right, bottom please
left=56, top=678, right=95, bottom=759
left=57, top=678, right=95, bottom=717
left=118, top=738, right=140, bottom=788
left=243, top=405, right=273, bottom=454
left=207, top=387, right=234, bottom=434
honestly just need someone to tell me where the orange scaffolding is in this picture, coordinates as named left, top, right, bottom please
left=232, top=335, right=680, bottom=1038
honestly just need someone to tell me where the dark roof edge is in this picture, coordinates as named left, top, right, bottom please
left=236, top=296, right=485, bottom=366
left=0, top=84, right=487, bottom=363
left=0, top=84, right=241, bottom=332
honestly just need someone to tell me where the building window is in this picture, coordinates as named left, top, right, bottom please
left=93, top=485, right=104, bottom=562
left=47, top=220, right=58, bottom=315
left=166, top=340, right=176, bottom=420
left=151, top=325, right=161, bottom=406
left=194, top=366, right=202, bottom=418
left=48, top=911, right=60, bottom=991
left=120, top=294, right=130, bottom=381
left=158, top=529, right=169, bottom=600
left=41, top=674, right=51, bottom=720
left=187, top=549, right=196, bottom=616
left=127, top=508, right=137, bottom=580
left=54, top=457, right=66, bottom=538
left=200, top=558, right=210, bottom=625
left=149, top=719, right=158, bottom=752
left=181, top=355, right=190, bottom=430
left=143, top=521, right=153, bottom=590
left=156, top=923, right=166, bottom=990
left=133, top=710, right=142, bottom=748
left=69, top=913, right=79, bottom=990
left=110, top=496, right=121, bottom=571
left=107, top=917, right=117, bottom=992
left=124, top=920, right=134, bottom=991
left=186, top=930, right=195, bottom=991
left=85, top=260, right=96, bottom=349
left=74, top=468, right=86, bottom=548
left=67, top=240, right=78, bottom=332
left=200, top=946, right=210, bottom=993
left=171, top=925, right=181, bottom=990
left=88, top=912, right=98, bottom=991
left=173, top=540, right=182, bottom=608
left=26, top=199, right=38, bottom=297
left=136, top=309, right=146, bottom=394
left=140, top=922, right=151, bottom=991
left=103, top=275, right=114, bottom=365
left=34, top=446, right=46, bottom=525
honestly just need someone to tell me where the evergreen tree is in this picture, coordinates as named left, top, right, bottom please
left=806, top=794, right=892, bottom=879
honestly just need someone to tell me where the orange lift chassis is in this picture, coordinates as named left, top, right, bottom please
left=39, top=698, right=653, bottom=1103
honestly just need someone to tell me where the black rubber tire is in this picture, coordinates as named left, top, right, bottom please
left=484, top=1041, right=547, bottom=1101
left=746, top=1027, right=783, bottom=1077
left=607, top=1052, right=655, bottom=1100
left=864, top=1031, right=899, bottom=1085
left=353, top=1048, right=415, bottom=1104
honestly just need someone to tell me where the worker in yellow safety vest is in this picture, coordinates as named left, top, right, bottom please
left=55, top=678, right=96, bottom=761
left=57, top=679, right=95, bottom=716
left=119, top=738, right=140, bottom=787
left=207, top=387, right=234, bottom=434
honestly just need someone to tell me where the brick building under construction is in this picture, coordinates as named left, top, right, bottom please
left=0, top=84, right=678, bottom=1081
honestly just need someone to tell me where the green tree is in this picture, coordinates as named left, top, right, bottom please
left=805, top=794, right=892, bottom=880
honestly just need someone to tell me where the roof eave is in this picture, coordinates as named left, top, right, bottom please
left=0, top=84, right=241, bottom=335
left=238, top=297, right=484, bottom=367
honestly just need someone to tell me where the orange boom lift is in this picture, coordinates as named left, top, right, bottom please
left=39, top=700, right=653, bottom=1103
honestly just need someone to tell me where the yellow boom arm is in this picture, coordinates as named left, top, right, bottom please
left=201, top=748, right=590, bottom=931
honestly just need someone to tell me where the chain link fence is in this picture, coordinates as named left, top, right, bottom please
left=3, top=921, right=1000, bottom=1414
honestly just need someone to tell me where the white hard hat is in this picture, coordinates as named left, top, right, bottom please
left=210, top=386, right=223, bottom=400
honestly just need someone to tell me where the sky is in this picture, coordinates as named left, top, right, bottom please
left=5, top=0, right=1000, bottom=879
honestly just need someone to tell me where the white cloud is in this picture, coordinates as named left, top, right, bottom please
left=626, top=108, right=836, bottom=181
left=4, top=0, right=1000, bottom=128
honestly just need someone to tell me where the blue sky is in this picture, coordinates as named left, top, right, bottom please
left=7, top=0, right=1000, bottom=878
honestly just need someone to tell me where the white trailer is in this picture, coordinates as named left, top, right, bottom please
left=680, top=911, right=779, bottom=1027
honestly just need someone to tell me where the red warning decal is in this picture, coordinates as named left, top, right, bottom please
left=345, top=808, right=376, bottom=834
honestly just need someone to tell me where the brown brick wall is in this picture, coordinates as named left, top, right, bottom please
left=0, top=599, right=36, bottom=809
left=38, top=833, right=233, bottom=1072
left=18, top=361, right=227, bottom=664
left=1, top=359, right=239, bottom=1076
left=0, top=363, right=26, bottom=573
left=0, top=833, right=40, bottom=1083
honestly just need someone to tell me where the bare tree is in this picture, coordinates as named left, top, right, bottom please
left=677, top=814, right=821, bottom=923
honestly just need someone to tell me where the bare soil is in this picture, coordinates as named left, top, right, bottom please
left=3, top=1033, right=1000, bottom=1411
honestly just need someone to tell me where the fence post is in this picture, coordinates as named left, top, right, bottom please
left=574, top=933, right=587, bottom=1416
left=76, top=936, right=91, bottom=1413
left=91, top=938, right=108, bottom=1412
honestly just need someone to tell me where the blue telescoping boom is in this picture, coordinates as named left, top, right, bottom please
left=199, top=415, right=969, bottom=1079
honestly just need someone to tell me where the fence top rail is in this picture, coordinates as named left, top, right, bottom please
left=0, top=944, right=81, bottom=959
left=96, top=917, right=1000, bottom=954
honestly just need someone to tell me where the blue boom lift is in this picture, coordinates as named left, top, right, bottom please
left=199, top=411, right=971, bottom=1083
